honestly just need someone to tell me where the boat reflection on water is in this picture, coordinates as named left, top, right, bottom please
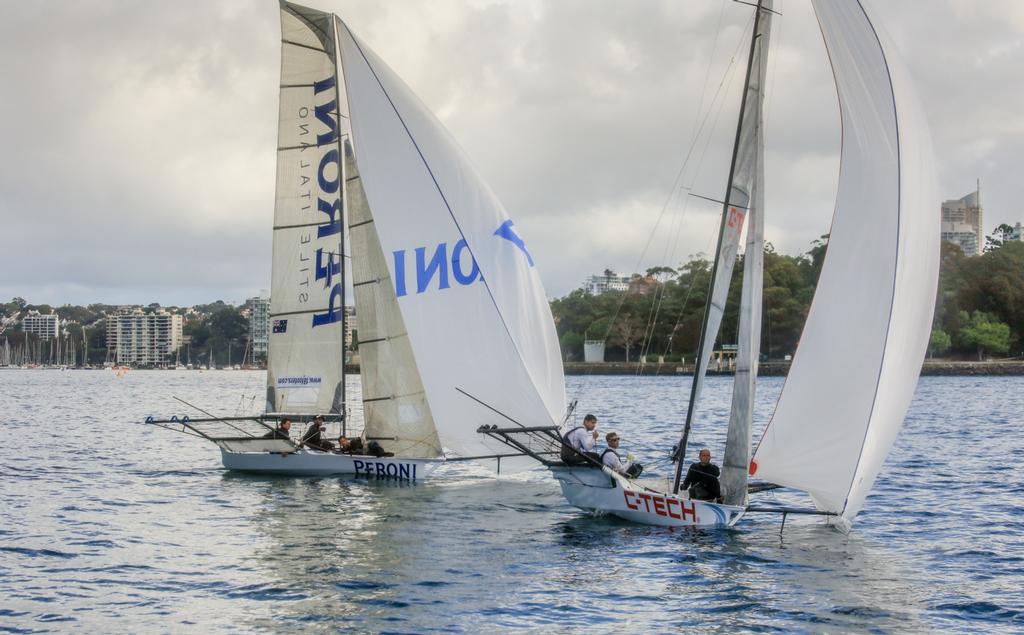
left=546, top=512, right=928, bottom=631
left=234, top=472, right=560, bottom=631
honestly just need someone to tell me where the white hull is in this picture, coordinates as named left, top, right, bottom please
left=220, top=448, right=443, bottom=479
left=551, top=466, right=745, bottom=528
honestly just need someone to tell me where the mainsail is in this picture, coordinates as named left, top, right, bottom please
left=334, top=19, right=567, bottom=460
left=673, top=3, right=771, bottom=495
left=750, top=0, right=940, bottom=523
left=266, top=4, right=348, bottom=416
left=721, top=1, right=772, bottom=507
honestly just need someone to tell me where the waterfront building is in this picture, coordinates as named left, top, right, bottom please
left=941, top=183, right=983, bottom=256
left=106, top=308, right=183, bottom=366
left=583, top=272, right=632, bottom=295
left=21, top=310, right=59, bottom=339
left=248, top=296, right=270, bottom=361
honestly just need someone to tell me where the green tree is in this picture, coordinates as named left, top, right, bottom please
left=929, top=329, right=951, bottom=358
left=954, top=241, right=1024, bottom=352
left=984, top=223, right=1016, bottom=252
left=559, top=331, right=584, bottom=361
left=959, top=311, right=1010, bottom=360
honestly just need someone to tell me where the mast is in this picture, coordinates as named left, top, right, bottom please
left=332, top=13, right=347, bottom=428
left=673, top=0, right=767, bottom=494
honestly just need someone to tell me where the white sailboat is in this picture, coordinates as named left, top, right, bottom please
left=543, top=0, right=939, bottom=529
left=147, top=1, right=567, bottom=478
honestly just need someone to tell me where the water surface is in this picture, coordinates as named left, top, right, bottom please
left=1, top=370, right=1021, bottom=632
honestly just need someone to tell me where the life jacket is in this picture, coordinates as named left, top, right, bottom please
left=560, top=427, right=583, bottom=462
left=600, top=448, right=619, bottom=467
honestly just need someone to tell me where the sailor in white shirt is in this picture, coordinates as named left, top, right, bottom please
left=560, top=414, right=599, bottom=464
left=601, top=432, right=636, bottom=476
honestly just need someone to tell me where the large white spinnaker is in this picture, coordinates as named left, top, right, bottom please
left=335, top=19, right=566, bottom=460
left=267, top=4, right=348, bottom=416
left=721, top=1, right=771, bottom=507
left=751, top=0, right=939, bottom=523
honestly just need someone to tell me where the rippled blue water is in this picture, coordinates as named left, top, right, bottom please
left=1, top=369, right=1022, bottom=633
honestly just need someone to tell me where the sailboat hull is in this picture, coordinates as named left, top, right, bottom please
left=551, top=466, right=745, bottom=528
left=220, top=448, right=444, bottom=479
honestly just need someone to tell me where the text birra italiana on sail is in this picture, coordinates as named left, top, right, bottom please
left=286, top=74, right=344, bottom=331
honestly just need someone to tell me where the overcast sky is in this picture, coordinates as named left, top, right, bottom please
left=2, top=0, right=1021, bottom=307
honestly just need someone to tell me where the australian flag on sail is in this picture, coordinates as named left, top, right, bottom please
left=272, top=319, right=288, bottom=334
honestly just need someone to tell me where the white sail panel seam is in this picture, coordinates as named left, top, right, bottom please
left=282, top=40, right=327, bottom=53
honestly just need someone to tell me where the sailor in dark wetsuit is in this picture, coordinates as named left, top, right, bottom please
left=336, top=436, right=364, bottom=455
left=336, top=436, right=394, bottom=457
left=262, top=418, right=292, bottom=439
left=300, top=415, right=334, bottom=451
left=680, top=447, right=721, bottom=502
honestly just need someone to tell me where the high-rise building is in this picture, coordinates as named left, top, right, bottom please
left=941, top=182, right=983, bottom=256
left=21, top=310, right=59, bottom=339
left=248, top=296, right=271, bottom=361
left=106, top=308, right=183, bottom=366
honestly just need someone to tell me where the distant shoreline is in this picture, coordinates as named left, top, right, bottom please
left=554, top=360, right=1024, bottom=376
left=7, top=360, right=1021, bottom=376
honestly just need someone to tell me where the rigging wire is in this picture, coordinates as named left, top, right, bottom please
left=632, top=14, right=757, bottom=373
left=572, top=5, right=757, bottom=411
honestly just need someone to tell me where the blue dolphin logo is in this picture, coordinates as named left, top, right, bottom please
left=494, top=220, right=534, bottom=267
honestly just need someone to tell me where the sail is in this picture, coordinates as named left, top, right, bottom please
left=675, top=3, right=766, bottom=485
left=721, top=1, right=772, bottom=507
left=345, top=138, right=443, bottom=458
left=335, top=19, right=566, bottom=461
left=751, top=0, right=940, bottom=522
left=265, top=3, right=347, bottom=415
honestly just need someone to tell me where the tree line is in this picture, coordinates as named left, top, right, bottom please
left=551, top=233, right=1021, bottom=363
left=4, top=229, right=1020, bottom=366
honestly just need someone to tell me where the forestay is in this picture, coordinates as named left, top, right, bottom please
left=675, top=3, right=769, bottom=495
left=751, top=0, right=939, bottom=522
left=266, top=3, right=347, bottom=416
left=335, top=20, right=566, bottom=460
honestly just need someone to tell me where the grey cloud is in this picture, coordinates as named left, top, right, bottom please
left=0, top=0, right=1020, bottom=304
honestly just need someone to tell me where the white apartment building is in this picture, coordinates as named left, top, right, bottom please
left=248, top=296, right=270, bottom=360
left=583, top=273, right=632, bottom=295
left=21, top=311, right=59, bottom=339
left=20, top=309, right=58, bottom=340
left=941, top=185, right=983, bottom=256
left=106, top=308, right=183, bottom=366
